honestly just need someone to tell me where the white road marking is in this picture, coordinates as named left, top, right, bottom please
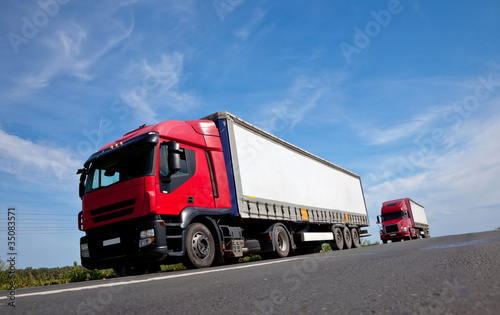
left=0, top=257, right=303, bottom=300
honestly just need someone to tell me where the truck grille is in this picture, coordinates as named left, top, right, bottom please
left=385, top=224, right=399, bottom=234
left=90, top=199, right=136, bottom=223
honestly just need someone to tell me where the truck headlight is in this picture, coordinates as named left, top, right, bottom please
left=140, top=229, right=155, bottom=239
left=403, top=227, right=407, bottom=232
left=139, top=229, right=155, bottom=248
left=81, top=243, right=89, bottom=257
left=139, top=237, right=155, bottom=248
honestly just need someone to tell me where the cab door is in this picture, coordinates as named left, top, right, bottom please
left=157, top=142, right=196, bottom=215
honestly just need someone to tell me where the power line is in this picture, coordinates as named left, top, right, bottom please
left=0, top=212, right=77, bottom=217
left=0, top=200, right=80, bottom=205
left=0, top=231, right=83, bottom=235
left=1, top=228, right=76, bottom=231
left=0, top=219, right=75, bottom=222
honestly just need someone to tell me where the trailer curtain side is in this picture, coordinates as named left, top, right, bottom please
left=205, top=112, right=369, bottom=226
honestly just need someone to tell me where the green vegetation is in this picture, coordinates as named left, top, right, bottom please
left=160, top=263, right=186, bottom=272
left=0, top=254, right=266, bottom=291
left=320, top=243, right=333, bottom=252
left=319, top=239, right=381, bottom=251
left=238, top=255, right=262, bottom=263
left=360, top=239, right=380, bottom=247
left=68, top=262, right=114, bottom=282
left=0, top=259, right=115, bottom=290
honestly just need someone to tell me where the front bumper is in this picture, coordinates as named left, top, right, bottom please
left=81, top=216, right=168, bottom=270
left=380, top=231, right=409, bottom=241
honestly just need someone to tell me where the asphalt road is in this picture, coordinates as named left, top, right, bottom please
left=2, top=230, right=499, bottom=314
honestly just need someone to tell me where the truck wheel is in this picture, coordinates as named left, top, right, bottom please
left=350, top=228, right=360, bottom=248
left=185, top=223, right=215, bottom=268
left=272, top=225, right=290, bottom=258
left=332, top=227, right=343, bottom=250
left=343, top=228, right=352, bottom=249
left=382, top=240, right=387, bottom=244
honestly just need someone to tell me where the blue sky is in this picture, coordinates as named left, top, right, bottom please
left=1, top=0, right=499, bottom=268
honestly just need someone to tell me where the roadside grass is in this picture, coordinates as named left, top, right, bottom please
left=320, top=243, right=333, bottom=252
left=160, top=263, right=186, bottom=272
left=318, top=238, right=381, bottom=252
left=360, top=239, right=380, bottom=247
left=0, top=260, right=116, bottom=291
left=0, top=254, right=265, bottom=290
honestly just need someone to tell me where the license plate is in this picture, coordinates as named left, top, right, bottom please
left=390, top=233, right=396, bottom=236
left=103, top=237, right=120, bottom=247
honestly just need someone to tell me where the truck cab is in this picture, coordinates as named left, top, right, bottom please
left=377, top=198, right=419, bottom=243
left=78, top=120, right=232, bottom=273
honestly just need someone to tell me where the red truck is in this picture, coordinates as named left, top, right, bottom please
left=377, top=198, right=429, bottom=243
left=78, top=112, right=369, bottom=276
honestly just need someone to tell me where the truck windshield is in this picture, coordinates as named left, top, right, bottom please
left=381, top=211, right=404, bottom=222
left=85, top=144, right=155, bottom=194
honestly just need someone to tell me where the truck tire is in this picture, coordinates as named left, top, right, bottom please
left=332, top=227, right=343, bottom=250
left=416, top=230, right=422, bottom=239
left=185, top=223, right=215, bottom=268
left=350, top=228, right=360, bottom=248
left=406, top=232, right=413, bottom=241
left=343, top=227, right=352, bottom=249
left=272, top=225, right=290, bottom=258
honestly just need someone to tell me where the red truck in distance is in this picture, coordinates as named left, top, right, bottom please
left=77, top=112, right=370, bottom=276
left=377, top=198, right=429, bottom=243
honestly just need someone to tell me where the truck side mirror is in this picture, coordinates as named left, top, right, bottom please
left=167, top=141, right=181, bottom=175
left=77, top=168, right=87, bottom=199
left=376, top=216, right=380, bottom=224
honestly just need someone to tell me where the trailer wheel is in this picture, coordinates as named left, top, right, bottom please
left=350, top=228, right=360, bottom=248
left=185, top=223, right=215, bottom=268
left=343, top=228, right=352, bottom=249
left=272, top=225, right=290, bottom=258
left=416, top=230, right=422, bottom=239
left=332, top=227, right=343, bottom=250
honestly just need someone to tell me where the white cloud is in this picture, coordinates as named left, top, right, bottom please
left=348, top=74, right=496, bottom=146
left=364, top=105, right=500, bottom=236
left=13, top=7, right=135, bottom=91
left=359, top=106, right=448, bottom=145
left=234, top=7, right=268, bottom=41
left=254, top=77, right=328, bottom=134
left=0, top=128, right=81, bottom=185
left=120, top=52, right=198, bottom=121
